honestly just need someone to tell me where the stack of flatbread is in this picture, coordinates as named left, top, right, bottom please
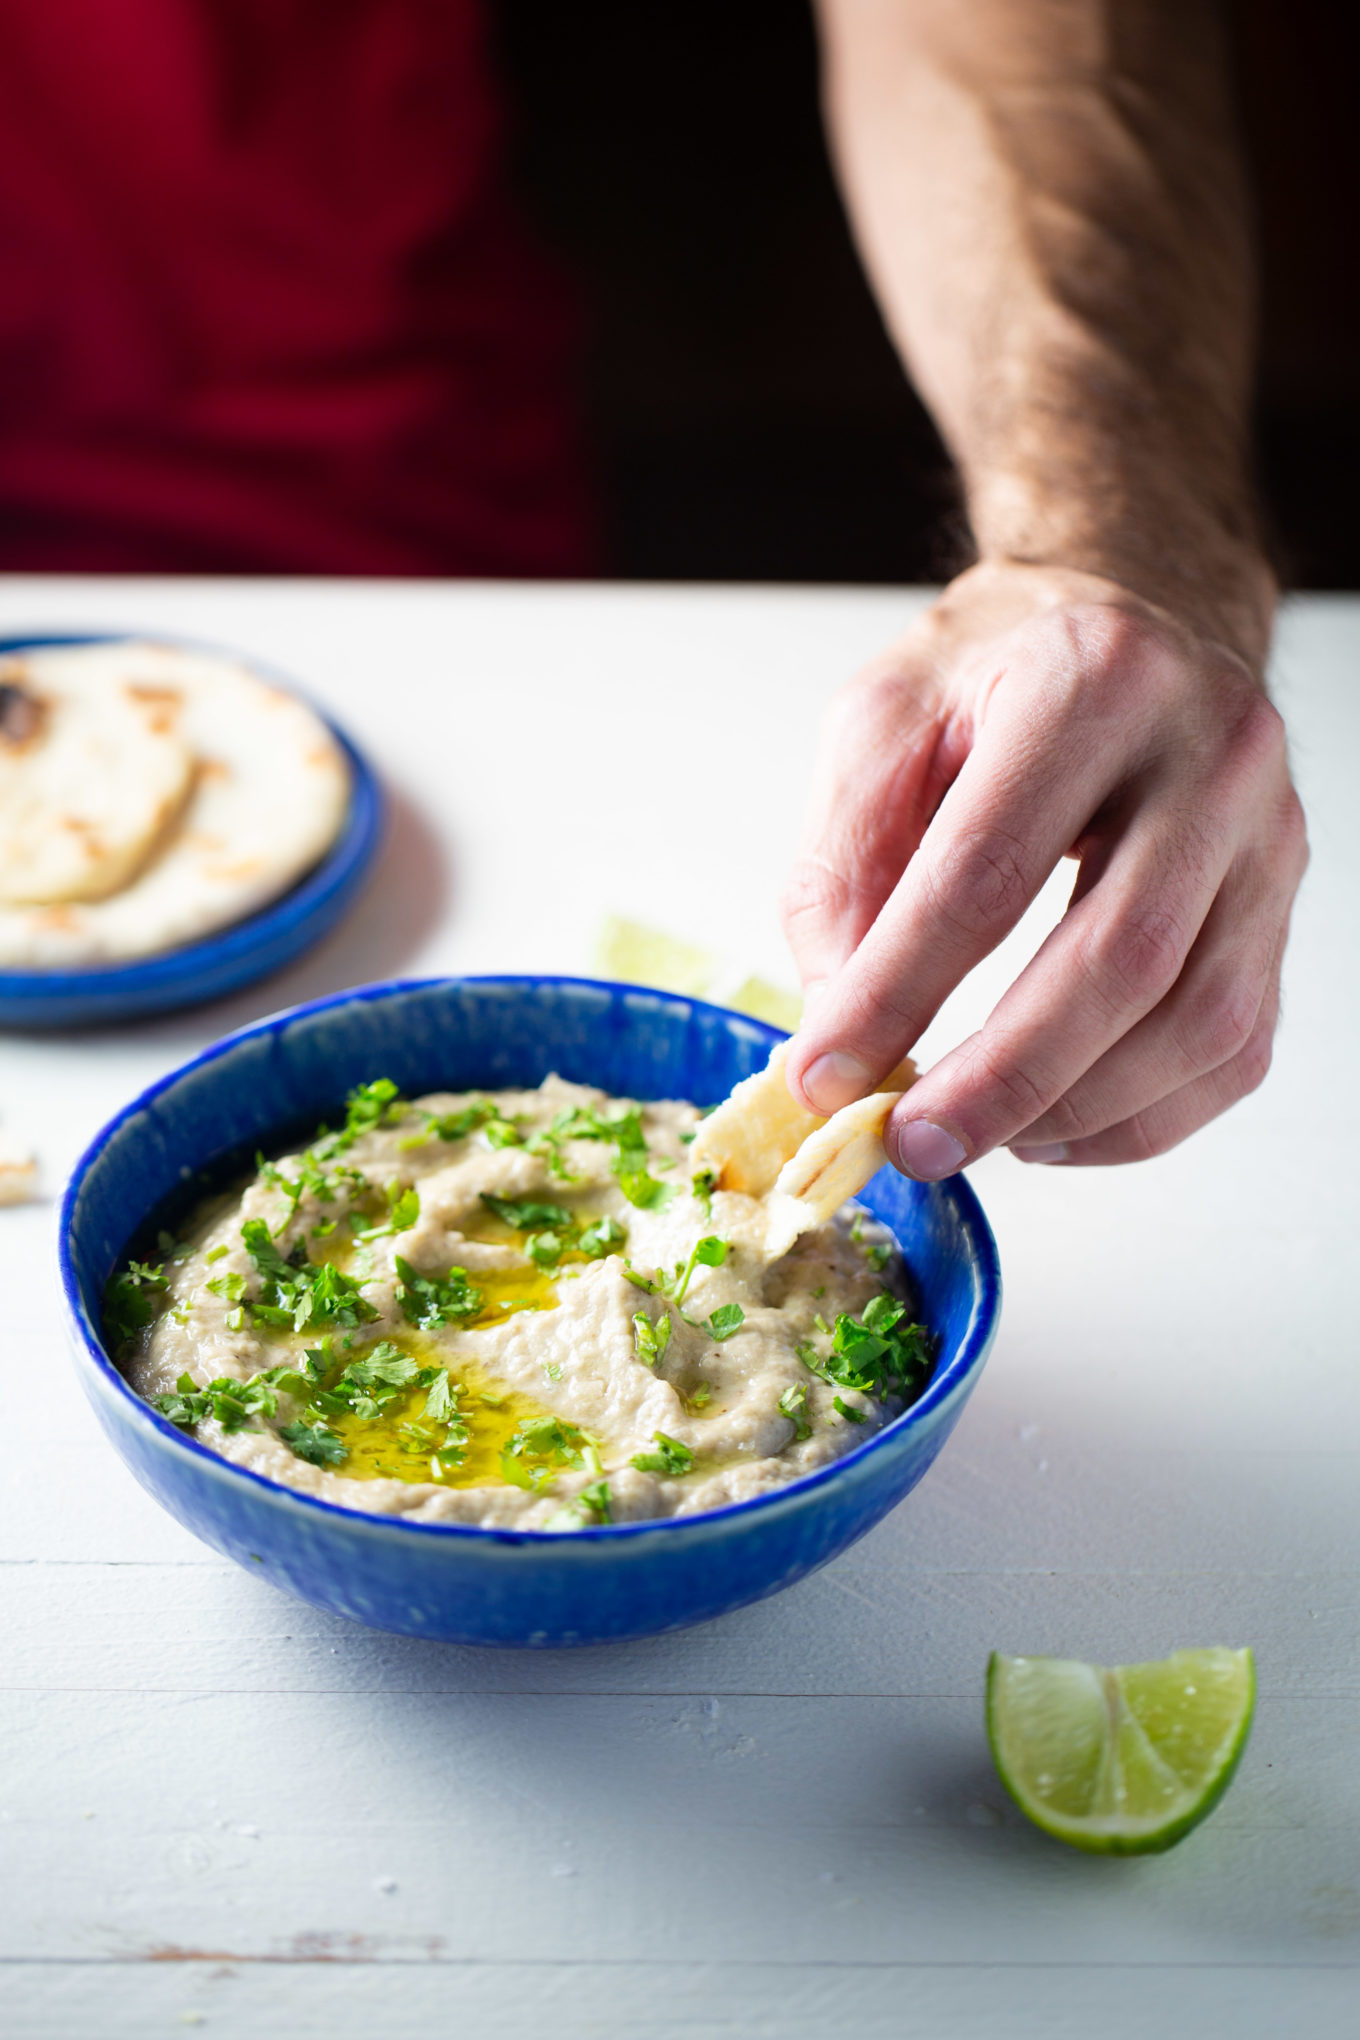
left=0, top=641, right=350, bottom=968
left=691, top=1039, right=919, bottom=1257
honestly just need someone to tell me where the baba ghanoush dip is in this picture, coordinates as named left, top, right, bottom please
left=109, top=1073, right=933, bottom=1529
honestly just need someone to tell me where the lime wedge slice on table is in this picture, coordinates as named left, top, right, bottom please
left=987, top=1647, right=1255, bottom=1854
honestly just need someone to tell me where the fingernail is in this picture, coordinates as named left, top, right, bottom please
left=892, top=1119, right=969, bottom=1181
left=801, top=1050, right=873, bottom=1113
left=1012, top=1142, right=1068, bottom=1165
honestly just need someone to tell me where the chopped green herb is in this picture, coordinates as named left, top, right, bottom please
left=311, top=1078, right=405, bottom=1160
left=632, top=1308, right=672, bottom=1368
left=354, top=1181, right=420, bottom=1240
left=671, top=1234, right=728, bottom=1306
left=850, top=1213, right=865, bottom=1243
left=691, top=1167, right=717, bottom=1220
left=206, top=1245, right=228, bottom=1265
left=206, top=1271, right=246, bottom=1305
left=104, top=1260, right=170, bottom=1347
left=707, top=1303, right=745, bottom=1342
left=526, top=1229, right=564, bottom=1270
left=500, top=1415, right=589, bottom=1491
left=778, top=1383, right=812, bottom=1441
left=549, top=1104, right=673, bottom=1210
left=686, top=1381, right=714, bottom=1412
left=394, top=1254, right=483, bottom=1329
left=544, top=1477, right=613, bottom=1530
left=542, top=1361, right=563, bottom=1383
left=480, top=1192, right=573, bottom=1232
left=834, top=1395, right=867, bottom=1424
left=629, top=1431, right=695, bottom=1476
left=797, top=1292, right=933, bottom=1404
left=577, top=1214, right=627, bottom=1259
left=279, top=1420, right=348, bottom=1467
left=866, top=1242, right=893, bottom=1273
left=240, top=1220, right=378, bottom=1334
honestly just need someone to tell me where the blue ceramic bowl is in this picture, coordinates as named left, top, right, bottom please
left=0, top=633, right=383, bottom=1028
left=59, top=976, right=1001, bottom=1647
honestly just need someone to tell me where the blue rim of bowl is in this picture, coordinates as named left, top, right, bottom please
left=0, top=630, right=383, bottom=1009
left=58, top=973, right=1003, bottom=1547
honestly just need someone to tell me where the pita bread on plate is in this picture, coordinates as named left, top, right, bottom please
left=0, top=650, right=194, bottom=905
left=0, top=641, right=351, bottom=968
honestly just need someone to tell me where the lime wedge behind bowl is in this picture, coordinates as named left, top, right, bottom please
left=986, top=1647, right=1255, bottom=1855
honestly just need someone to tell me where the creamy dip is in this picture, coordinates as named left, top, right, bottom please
left=110, top=1075, right=933, bottom=1528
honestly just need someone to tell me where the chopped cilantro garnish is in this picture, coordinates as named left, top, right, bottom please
left=549, top=1104, right=673, bottom=1211
left=480, top=1193, right=573, bottom=1232
left=707, top=1303, right=745, bottom=1342
left=778, top=1383, right=812, bottom=1440
left=577, top=1214, right=627, bottom=1259
left=527, top=1230, right=564, bottom=1269
left=420, top=1367, right=463, bottom=1426
left=152, top=1367, right=283, bottom=1434
left=500, top=1415, right=589, bottom=1491
left=833, top=1395, right=867, bottom=1424
left=104, top=1260, right=169, bottom=1347
left=279, top=1420, right=348, bottom=1467
left=797, top=1292, right=933, bottom=1404
left=629, top=1431, right=694, bottom=1476
left=544, top=1477, right=613, bottom=1529
left=206, top=1244, right=228, bottom=1265
left=354, top=1181, right=421, bottom=1240
left=866, top=1242, right=892, bottom=1273
left=206, top=1271, right=246, bottom=1305
left=311, top=1078, right=405, bottom=1160
left=691, top=1167, right=717, bottom=1219
left=671, top=1234, right=727, bottom=1306
left=632, top=1309, right=672, bottom=1368
left=240, top=1220, right=378, bottom=1333
left=394, top=1254, right=483, bottom=1328
left=686, top=1381, right=714, bottom=1412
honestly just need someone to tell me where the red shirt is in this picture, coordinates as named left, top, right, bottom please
left=0, top=1, right=593, bottom=574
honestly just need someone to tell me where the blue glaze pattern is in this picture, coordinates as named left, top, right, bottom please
left=0, top=633, right=383, bottom=1027
left=59, top=977, right=1002, bottom=1646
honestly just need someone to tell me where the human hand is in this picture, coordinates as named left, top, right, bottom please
left=780, top=560, right=1307, bottom=1173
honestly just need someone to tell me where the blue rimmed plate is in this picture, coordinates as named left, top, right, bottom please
left=59, top=975, right=1002, bottom=1646
left=0, top=632, right=383, bottom=1027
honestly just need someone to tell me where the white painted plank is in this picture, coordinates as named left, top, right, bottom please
left=4, top=1560, right=1356, bottom=1701
left=6, top=1960, right=1359, bottom=2040
left=2, top=1689, right=1356, bottom=1967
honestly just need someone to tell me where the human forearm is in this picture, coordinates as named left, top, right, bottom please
left=814, top=0, right=1272, bottom=665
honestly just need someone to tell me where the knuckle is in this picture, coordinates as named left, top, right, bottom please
left=1180, top=974, right=1263, bottom=1070
left=923, top=825, right=1036, bottom=943
left=965, top=1038, right=1052, bottom=1126
left=1276, top=790, right=1310, bottom=879
left=1233, top=1022, right=1275, bottom=1097
left=779, top=858, right=851, bottom=939
left=1088, top=902, right=1188, bottom=1011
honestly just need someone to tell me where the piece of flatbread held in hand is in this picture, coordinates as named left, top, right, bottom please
left=0, top=641, right=350, bottom=967
left=691, top=1038, right=918, bottom=1258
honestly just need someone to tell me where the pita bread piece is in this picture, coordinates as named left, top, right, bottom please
left=0, top=651, right=194, bottom=906
left=763, top=1088, right=913, bottom=1259
left=692, top=1038, right=917, bottom=1214
left=0, top=642, right=351, bottom=967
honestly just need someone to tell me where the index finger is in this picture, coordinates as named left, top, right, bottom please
left=785, top=670, right=1124, bottom=1115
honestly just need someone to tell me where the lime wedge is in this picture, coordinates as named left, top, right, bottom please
left=987, top=1647, right=1255, bottom=1854
left=595, top=916, right=715, bottom=997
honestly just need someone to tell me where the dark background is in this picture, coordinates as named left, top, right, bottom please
left=494, top=0, right=1358, bottom=589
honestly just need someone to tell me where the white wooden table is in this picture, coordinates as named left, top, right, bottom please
left=2, top=579, right=1356, bottom=2040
